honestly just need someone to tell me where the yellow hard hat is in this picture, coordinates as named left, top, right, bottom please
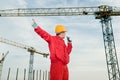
left=55, top=25, right=67, bottom=33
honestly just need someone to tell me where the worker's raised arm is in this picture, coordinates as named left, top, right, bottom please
left=32, top=19, right=52, bottom=43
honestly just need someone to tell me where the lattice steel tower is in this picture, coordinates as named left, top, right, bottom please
left=95, top=6, right=120, bottom=80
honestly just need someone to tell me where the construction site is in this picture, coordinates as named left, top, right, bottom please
left=0, top=0, right=120, bottom=80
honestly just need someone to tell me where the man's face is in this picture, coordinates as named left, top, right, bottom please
left=60, top=32, right=66, bottom=39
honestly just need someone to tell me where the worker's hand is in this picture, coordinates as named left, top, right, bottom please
left=32, top=19, right=38, bottom=28
left=67, top=36, right=72, bottom=42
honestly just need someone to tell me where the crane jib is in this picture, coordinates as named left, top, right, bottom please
left=0, top=5, right=120, bottom=17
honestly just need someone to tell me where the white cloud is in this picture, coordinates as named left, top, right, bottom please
left=18, top=0, right=27, bottom=7
left=90, top=0, right=120, bottom=6
left=0, top=0, right=27, bottom=9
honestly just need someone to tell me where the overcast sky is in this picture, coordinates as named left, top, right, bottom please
left=0, top=0, right=120, bottom=80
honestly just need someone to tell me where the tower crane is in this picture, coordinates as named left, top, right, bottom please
left=0, top=5, right=120, bottom=80
left=0, top=37, right=49, bottom=80
left=0, top=51, right=9, bottom=80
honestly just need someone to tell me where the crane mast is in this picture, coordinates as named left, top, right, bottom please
left=95, top=6, right=120, bottom=80
left=100, top=16, right=120, bottom=80
left=0, top=5, right=120, bottom=80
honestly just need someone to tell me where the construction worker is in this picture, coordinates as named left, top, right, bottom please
left=32, top=19, right=72, bottom=80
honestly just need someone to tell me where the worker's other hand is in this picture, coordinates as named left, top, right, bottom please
left=32, top=19, right=38, bottom=28
left=67, top=36, right=72, bottom=42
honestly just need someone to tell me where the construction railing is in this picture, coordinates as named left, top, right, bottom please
left=2, top=68, right=49, bottom=80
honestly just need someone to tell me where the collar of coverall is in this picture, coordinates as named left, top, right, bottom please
left=56, top=35, right=64, bottom=40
